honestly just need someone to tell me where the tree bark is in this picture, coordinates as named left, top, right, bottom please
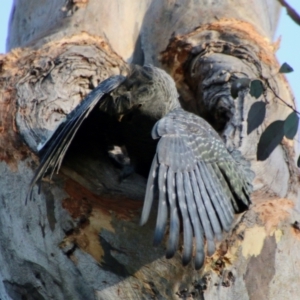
left=0, top=0, right=299, bottom=299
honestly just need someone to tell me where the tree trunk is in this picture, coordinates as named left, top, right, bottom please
left=0, top=0, right=299, bottom=299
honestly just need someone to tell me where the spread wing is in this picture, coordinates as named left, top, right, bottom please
left=26, top=75, right=125, bottom=202
left=140, top=107, right=252, bottom=269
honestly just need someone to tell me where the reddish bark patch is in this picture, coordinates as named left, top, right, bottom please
left=253, top=198, right=294, bottom=234
left=62, top=196, right=92, bottom=221
left=63, top=178, right=142, bottom=222
left=61, top=178, right=143, bottom=263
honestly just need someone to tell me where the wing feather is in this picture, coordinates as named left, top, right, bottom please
left=198, top=161, right=231, bottom=231
left=190, top=170, right=215, bottom=256
left=166, top=168, right=180, bottom=259
left=206, top=163, right=234, bottom=224
left=183, top=171, right=205, bottom=269
left=140, top=154, right=159, bottom=225
left=153, top=164, right=168, bottom=246
left=194, top=164, right=223, bottom=241
left=176, top=172, right=193, bottom=265
left=218, top=161, right=250, bottom=210
left=210, top=162, right=238, bottom=211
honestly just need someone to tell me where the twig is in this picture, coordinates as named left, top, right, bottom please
left=265, top=79, right=300, bottom=115
left=277, top=0, right=300, bottom=26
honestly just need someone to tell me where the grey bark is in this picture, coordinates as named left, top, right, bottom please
left=0, top=0, right=299, bottom=299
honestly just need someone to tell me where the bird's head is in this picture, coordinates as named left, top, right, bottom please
left=112, top=65, right=180, bottom=119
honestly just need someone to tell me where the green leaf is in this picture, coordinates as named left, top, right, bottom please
left=284, top=111, right=299, bottom=139
left=231, top=78, right=251, bottom=99
left=250, top=80, right=264, bottom=99
left=257, top=120, right=284, bottom=161
left=297, top=155, right=300, bottom=168
left=247, top=101, right=266, bottom=134
left=279, top=62, right=294, bottom=73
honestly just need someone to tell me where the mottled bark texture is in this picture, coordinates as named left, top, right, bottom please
left=0, top=0, right=299, bottom=299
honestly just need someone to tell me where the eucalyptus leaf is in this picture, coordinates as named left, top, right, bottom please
left=279, top=62, right=294, bottom=73
left=257, top=120, right=284, bottom=161
left=284, top=111, right=299, bottom=139
left=250, top=80, right=264, bottom=99
left=247, top=101, right=266, bottom=134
